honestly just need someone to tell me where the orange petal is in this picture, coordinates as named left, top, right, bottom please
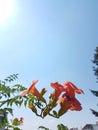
left=69, top=97, right=82, bottom=111
left=29, top=86, right=38, bottom=95
left=63, top=81, right=84, bottom=94
left=28, top=80, right=39, bottom=92
left=58, top=97, right=71, bottom=113
left=28, top=83, right=46, bottom=103
left=50, top=82, right=64, bottom=98
left=75, top=88, right=84, bottom=94
left=53, top=90, right=61, bottom=99
left=70, top=105, right=82, bottom=111
left=68, top=81, right=84, bottom=94
left=21, top=90, right=28, bottom=96
left=59, top=93, right=83, bottom=111
left=50, top=82, right=64, bottom=91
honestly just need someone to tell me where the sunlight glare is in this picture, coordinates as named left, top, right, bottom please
left=0, top=0, right=14, bottom=25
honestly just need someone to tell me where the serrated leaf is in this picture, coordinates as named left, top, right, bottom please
left=24, top=99, right=28, bottom=107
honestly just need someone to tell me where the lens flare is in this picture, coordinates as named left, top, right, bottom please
left=0, top=0, right=14, bottom=25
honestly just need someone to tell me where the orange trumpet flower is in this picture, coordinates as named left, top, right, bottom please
left=59, top=93, right=82, bottom=111
left=51, top=81, right=84, bottom=99
left=51, top=81, right=83, bottom=111
left=21, top=80, right=46, bottom=103
left=58, top=97, right=71, bottom=116
left=50, top=82, right=64, bottom=98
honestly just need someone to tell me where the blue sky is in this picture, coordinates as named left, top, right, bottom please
left=0, top=0, right=98, bottom=129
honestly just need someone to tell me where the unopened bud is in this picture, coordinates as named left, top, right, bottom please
left=28, top=103, right=37, bottom=114
left=43, top=108, right=50, bottom=118
left=40, top=88, right=47, bottom=96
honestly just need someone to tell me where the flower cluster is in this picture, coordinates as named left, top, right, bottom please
left=6, top=117, right=24, bottom=130
left=12, top=117, right=24, bottom=126
left=21, top=80, right=84, bottom=118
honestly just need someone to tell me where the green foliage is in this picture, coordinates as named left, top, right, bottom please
left=90, top=90, right=98, bottom=97
left=0, top=74, right=26, bottom=108
left=90, top=46, right=98, bottom=117
left=38, top=126, right=50, bottom=130
left=0, top=110, right=8, bottom=128
left=13, top=127, right=21, bottom=130
left=90, top=109, right=98, bottom=117
left=92, top=47, right=98, bottom=82
left=38, top=124, right=69, bottom=130
left=0, top=74, right=26, bottom=129
left=57, top=124, right=68, bottom=130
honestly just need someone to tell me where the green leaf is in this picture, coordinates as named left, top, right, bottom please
left=24, top=99, right=28, bottom=107
left=27, top=94, right=36, bottom=100
left=12, top=84, right=26, bottom=92
left=57, top=124, right=68, bottom=130
left=14, top=127, right=21, bottom=130
left=38, top=126, right=50, bottom=130
left=4, top=74, right=19, bottom=83
left=4, top=108, right=13, bottom=115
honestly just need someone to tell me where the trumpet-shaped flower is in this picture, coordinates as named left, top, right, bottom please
left=61, top=93, right=82, bottom=111
left=21, top=80, right=46, bottom=103
left=51, top=81, right=83, bottom=111
left=51, top=81, right=84, bottom=98
left=50, top=82, right=64, bottom=98
left=58, top=97, right=71, bottom=116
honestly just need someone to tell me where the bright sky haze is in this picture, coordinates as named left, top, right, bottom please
left=0, top=0, right=98, bottom=130
left=0, top=0, right=14, bottom=25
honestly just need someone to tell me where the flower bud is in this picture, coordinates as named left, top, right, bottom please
left=43, top=108, right=50, bottom=118
left=28, top=103, right=37, bottom=114
left=12, top=118, right=19, bottom=126
left=40, top=88, right=47, bottom=96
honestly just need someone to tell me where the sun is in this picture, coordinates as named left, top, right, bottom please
left=0, top=0, right=14, bottom=25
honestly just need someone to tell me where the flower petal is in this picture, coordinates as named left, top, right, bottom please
left=50, top=82, right=64, bottom=98
left=63, top=81, right=84, bottom=96
left=28, top=80, right=38, bottom=92
left=21, top=90, right=28, bottom=96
